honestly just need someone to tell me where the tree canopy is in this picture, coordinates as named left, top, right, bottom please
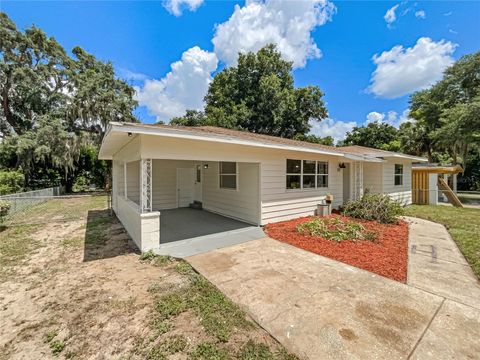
left=173, top=44, right=328, bottom=139
left=409, top=52, right=480, bottom=166
left=0, top=13, right=137, bottom=191
left=343, top=122, right=398, bottom=150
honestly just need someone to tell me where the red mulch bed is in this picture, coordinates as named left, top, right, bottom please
left=264, top=214, right=409, bottom=282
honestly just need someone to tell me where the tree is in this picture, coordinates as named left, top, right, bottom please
left=293, top=134, right=334, bottom=146
left=343, top=122, right=398, bottom=149
left=409, top=52, right=480, bottom=166
left=203, top=44, right=328, bottom=138
left=0, top=13, right=138, bottom=190
left=170, top=110, right=208, bottom=126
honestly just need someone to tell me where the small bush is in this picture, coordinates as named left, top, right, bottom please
left=0, top=170, right=24, bottom=195
left=139, top=250, right=157, bottom=261
left=342, top=193, right=404, bottom=224
left=0, top=200, right=10, bottom=221
left=296, top=217, right=377, bottom=242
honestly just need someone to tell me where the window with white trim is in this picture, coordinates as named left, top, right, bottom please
left=394, top=164, right=403, bottom=186
left=286, top=159, right=329, bottom=190
left=219, top=162, right=237, bottom=189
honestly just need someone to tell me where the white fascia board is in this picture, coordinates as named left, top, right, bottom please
left=388, top=154, right=429, bottom=162
left=109, top=123, right=347, bottom=158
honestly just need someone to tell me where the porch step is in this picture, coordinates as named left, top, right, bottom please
left=189, top=201, right=203, bottom=210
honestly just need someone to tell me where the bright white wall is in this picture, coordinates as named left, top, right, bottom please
left=152, top=159, right=194, bottom=210
left=363, top=162, right=383, bottom=194
left=261, top=155, right=344, bottom=224
left=382, top=159, right=412, bottom=205
left=126, top=160, right=140, bottom=205
left=202, top=162, right=259, bottom=224
left=140, top=135, right=346, bottom=225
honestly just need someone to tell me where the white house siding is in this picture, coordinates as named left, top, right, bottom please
left=382, top=159, right=412, bottom=205
left=139, top=135, right=347, bottom=226
left=363, top=162, right=383, bottom=194
left=202, top=162, right=259, bottom=224
left=261, top=155, right=344, bottom=224
left=152, top=159, right=195, bottom=210
left=126, top=160, right=140, bottom=205
left=112, top=160, right=124, bottom=211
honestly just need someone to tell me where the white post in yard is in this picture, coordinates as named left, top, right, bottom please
left=140, top=159, right=153, bottom=213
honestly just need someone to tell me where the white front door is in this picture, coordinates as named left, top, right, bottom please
left=177, top=168, right=195, bottom=207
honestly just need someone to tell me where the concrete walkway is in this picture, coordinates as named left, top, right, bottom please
left=187, top=219, right=480, bottom=360
left=406, top=216, right=480, bottom=309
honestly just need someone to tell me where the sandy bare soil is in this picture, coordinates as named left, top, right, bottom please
left=0, top=196, right=294, bottom=360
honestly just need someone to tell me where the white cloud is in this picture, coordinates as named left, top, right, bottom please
left=365, top=109, right=413, bottom=128
left=309, top=118, right=356, bottom=143
left=117, top=68, right=149, bottom=82
left=384, top=4, right=399, bottom=27
left=135, top=46, right=218, bottom=121
left=366, top=111, right=385, bottom=124
left=444, top=11, right=452, bottom=16
left=212, top=0, right=336, bottom=69
left=163, top=0, right=203, bottom=16
left=415, top=10, right=426, bottom=19
left=367, top=37, right=457, bottom=98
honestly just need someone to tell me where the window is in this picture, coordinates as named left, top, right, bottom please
left=317, top=161, right=329, bottom=188
left=286, top=159, right=301, bottom=189
left=286, top=159, right=329, bottom=190
left=219, top=162, right=237, bottom=189
left=394, top=164, right=403, bottom=186
left=196, top=165, right=201, bottom=183
left=303, top=160, right=316, bottom=188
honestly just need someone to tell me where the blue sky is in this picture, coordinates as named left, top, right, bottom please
left=3, top=0, right=479, bottom=142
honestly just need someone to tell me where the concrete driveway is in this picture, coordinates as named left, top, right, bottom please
left=188, top=236, right=480, bottom=359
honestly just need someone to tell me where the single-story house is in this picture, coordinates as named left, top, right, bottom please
left=98, top=122, right=427, bottom=253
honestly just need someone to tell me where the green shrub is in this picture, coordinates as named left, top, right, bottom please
left=0, top=200, right=10, bottom=221
left=296, top=217, right=377, bottom=242
left=0, top=170, right=24, bottom=195
left=342, top=193, right=404, bottom=224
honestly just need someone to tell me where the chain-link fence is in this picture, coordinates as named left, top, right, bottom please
left=0, top=191, right=111, bottom=226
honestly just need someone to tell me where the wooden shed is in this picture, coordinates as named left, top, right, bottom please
left=412, top=165, right=464, bottom=206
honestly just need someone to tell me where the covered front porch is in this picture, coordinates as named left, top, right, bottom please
left=111, top=158, right=262, bottom=254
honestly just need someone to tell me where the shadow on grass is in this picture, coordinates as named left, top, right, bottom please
left=83, top=210, right=139, bottom=262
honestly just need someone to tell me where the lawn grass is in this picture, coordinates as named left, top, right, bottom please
left=404, top=205, right=480, bottom=278
left=0, top=224, right=40, bottom=281
left=2, top=195, right=299, bottom=359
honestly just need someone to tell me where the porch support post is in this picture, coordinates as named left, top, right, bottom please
left=124, top=162, right=128, bottom=198
left=140, top=158, right=153, bottom=213
left=353, top=161, right=364, bottom=200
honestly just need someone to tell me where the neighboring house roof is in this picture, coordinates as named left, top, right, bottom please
left=99, top=122, right=427, bottom=162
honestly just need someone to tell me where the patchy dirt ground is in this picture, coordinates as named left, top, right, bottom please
left=0, top=195, right=297, bottom=360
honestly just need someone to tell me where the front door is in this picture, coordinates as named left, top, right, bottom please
left=177, top=168, right=195, bottom=207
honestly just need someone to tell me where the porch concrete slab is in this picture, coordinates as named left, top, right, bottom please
left=406, top=217, right=480, bottom=309
left=160, top=208, right=254, bottom=244
left=155, top=226, right=265, bottom=258
left=188, top=237, right=444, bottom=360
left=410, top=300, right=480, bottom=360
